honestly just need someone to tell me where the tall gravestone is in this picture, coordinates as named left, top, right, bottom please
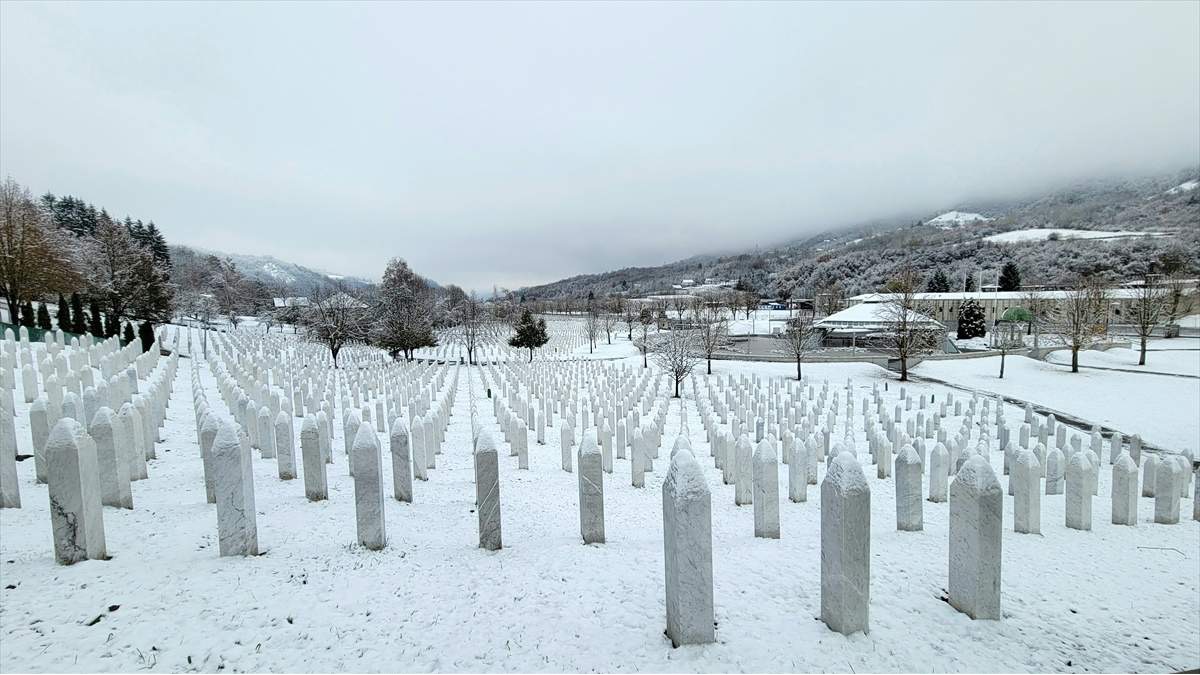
left=949, top=456, right=1002, bottom=620
left=352, top=422, right=386, bottom=550
left=662, top=449, right=715, bottom=646
left=390, top=420, right=413, bottom=503
left=212, top=419, right=258, bottom=556
left=475, top=431, right=502, bottom=550
left=753, top=439, right=780, bottom=539
left=1065, top=452, right=1092, bottom=531
left=895, top=445, right=923, bottom=531
left=578, top=430, right=605, bottom=544
left=820, top=451, right=870, bottom=635
left=1012, top=449, right=1040, bottom=534
left=1111, top=452, right=1138, bottom=526
left=300, top=415, right=327, bottom=501
left=46, top=418, right=107, bottom=563
left=90, top=407, right=132, bottom=509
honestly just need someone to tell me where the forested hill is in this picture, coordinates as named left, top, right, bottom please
left=518, top=167, right=1200, bottom=300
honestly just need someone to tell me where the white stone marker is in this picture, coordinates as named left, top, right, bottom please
left=212, top=419, right=258, bottom=556
left=820, top=451, right=870, bottom=635
left=1154, top=460, right=1180, bottom=525
left=1044, top=447, right=1064, bottom=495
left=1065, top=452, right=1092, bottom=531
left=475, top=431, right=502, bottom=551
left=352, top=422, right=386, bottom=550
left=390, top=420, right=413, bottom=503
left=90, top=407, right=132, bottom=509
left=895, top=445, right=923, bottom=531
left=30, top=398, right=49, bottom=484
left=1141, top=454, right=1158, bottom=498
left=0, top=394, right=19, bottom=508
left=753, top=439, right=780, bottom=539
left=928, top=442, right=949, bottom=503
left=578, top=430, right=605, bottom=544
left=662, top=449, right=715, bottom=647
left=46, top=418, right=107, bottom=563
left=789, top=437, right=808, bottom=503
left=734, top=435, right=753, bottom=506
left=560, top=422, right=573, bottom=472
left=1111, top=452, right=1138, bottom=526
left=199, top=413, right=219, bottom=503
left=948, top=455, right=1002, bottom=620
left=300, top=414, right=327, bottom=501
left=1012, top=449, right=1040, bottom=534
left=275, top=411, right=296, bottom=480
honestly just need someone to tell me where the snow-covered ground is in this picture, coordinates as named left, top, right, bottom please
left=727, top=309, right=793, bottom=336
left=925, top=211, right=992, bottom=227
left=1165, top=179, right=1199, bottom=195
left=1, top=329, right=1197, bottom=673
left=915, top=354, right=1200, bottom=455
left=1044, top=340, right=1200, bottom=377
left=984, top=228, right=1167, bottom=243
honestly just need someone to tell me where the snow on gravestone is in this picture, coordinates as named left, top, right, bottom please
left=275, top=411, right=296, bottom=480
left=789, top=436, right=809, bottom=503
left=734, top=434, right=754, bottom=506
left=1154, top=460, right=1181, bottom=525
left=212, top=419, right=258, bottom=557
left=1012, top=448, right=1040, bottom=534
left=301, top=415, right=327, bottom=501
left=662, top=449, right=715, bottom=647
left=631, top=427, right=646, bottom=488
left=352, top=422, right=386, bottom=550
left=30, top=398, right=50, bottom=484
left=199, top=413, right=219, bottom=503
left=928, top=442, right=949, bottom=503
left=0, top=394, right=20, bottom=508
left=1142, top=454, right=1159, bottom=498
left=820, top=451, right=870, bottom=635
left=1111, top=453, right=1138, bottom=526
left=577, top=430, right=605, bottom=545
left=1044, top=447, right=1064, bottom=495
left=949, top=455, right=1002, bottom=620
left=1065, top=452, right=1092, bottom=531
left=90, top=407, right=132, bottom=509
left=895, top=445, right=923, bottom=531
left=560, top=422, right=573, bottom=473
left=474, top=431, right=502, bottom=551
left=390, top=419, right=412, bottom=503
left=753, top=438, right=780, bottom=539
left=46, top=418, right=107, bottom=563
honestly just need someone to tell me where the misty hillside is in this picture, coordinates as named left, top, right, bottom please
left=170, top=245, right=375, bottom=295
left=519, top=167, right=1200, bottom=300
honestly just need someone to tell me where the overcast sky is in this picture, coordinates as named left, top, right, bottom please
left=2, top=1, right=1197, bottom=291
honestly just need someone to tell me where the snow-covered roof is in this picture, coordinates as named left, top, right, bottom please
left=815, top=302, right=942, bottom=330
left=273, top=297, right=310, bottom=307
left=925, top=211, right=992, bottom=227
left=849, top=287, right=1194, bottom=303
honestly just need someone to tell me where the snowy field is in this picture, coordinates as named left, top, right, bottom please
left=983, top=228, right=1168, bottom=243
left=1, top=327, right=1197, bottom=673
left=1044, top=339, right=1200, bottom=377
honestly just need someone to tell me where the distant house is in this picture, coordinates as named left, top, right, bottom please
left=680, top=279, right=696, bottom=287
left=273, top=297, right=310, bottom=308
left=814, top=300, right=948, bottom=350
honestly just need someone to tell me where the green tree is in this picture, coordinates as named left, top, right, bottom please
left=957, top=299, right=986, bottom=339
left=88, top=298, right=104, bottom=336
left=56, top=294, right=71, bottom=332
left=508, top=309, right=549, bottom=362
left=70, top=292, right=86, bottom=333
left=20, top=302, right=35, bottom=328
left=122, top=322, right=135, bottom=344
left=138, top=321, right=156, bottom=353
left=998, top=261, right=1021, bottom=292
left=964, top=275, right=977, bottom=292
left=37, top=302, right=52, bottom=330
left=926, top=269, right=951, bottom=293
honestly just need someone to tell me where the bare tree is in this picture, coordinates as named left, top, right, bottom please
left=584, top=307, right=601, bottom=353
left=1020, top=289, right=1054, bottom=351
left=620, top=302, right=638, bottom=340
left=177, top=290, right=219, bottom=358
left=0, top=178, right=78, bottom=322
left=879, top=265, right=942, bottom=382
left=670, top=293, right=690, bottom=321
left=776, top=306, right=818, bottom=380
left=600, top=299, right=620, bottom=345
left=652, top=328, right=702, bottom=398
left=815, top=281, right=846, bottom=318
left=1050, top=275, right=1109, bottom=373
left=740, top=291, right=759, bottom=320
left=453, top=293, right=492, bottom=364
left=1129, top=274, right=1169, bottom=366
left=301, top=286, right=370, bottom=367
left=634, top=307, right=655, bottom=368
left=690, top=298, right=729, bottom=375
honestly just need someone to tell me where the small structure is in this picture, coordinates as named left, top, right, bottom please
left=813, top=300, right=948, bottom=351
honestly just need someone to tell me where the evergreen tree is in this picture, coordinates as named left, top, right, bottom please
left=998, top=261, right=1021, bottom=292
left=964, top=275, right=977, bottom=292
left=70, top=292, right=86, bottom=333
left=508, top=309, right=549, bottom=362
left=137, top=321, right=155, bottom=353
left=88, top=298, right=104, bottom=336
left=106, top=312, right=120, bottom=338
left=926, top=269, right=951, bottom=293
left=37, top=303, right=53, bottom=331
left=122, top=322, right=135, bottom=344
left=20, top=302, right=35, bottom=328
left=56, top=294, right=71, bottom=332
left=957, top=299, right=987, bottom=339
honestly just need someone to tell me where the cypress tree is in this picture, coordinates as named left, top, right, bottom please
left=56, top=294, right=71, bottom=332
left=926, top=269, right=951, bottom=293
left=998, top=261, right=1021, bottom=292
left=138, top=321, right=156, bottom=353
left=88, top=299, right=104, bottom=336
left=20, top=302, right=36, bottom=328
left=37, top=303, right=53, bottom=331
left=70, top=292, right=86, bottom=333
left=106, top=312, right=120, bottom=338
left=122, top=322, right=135, bottom=344
left=964, top=275, right=977, bottom=292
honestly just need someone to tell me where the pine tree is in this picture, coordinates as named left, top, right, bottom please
left=70, top=292, right=86, bottom=333
left=20, top=302, right=35, bottom=328
left=137, top=321, right=155, bottom=353
left=508, top=309, right=549, bottom=362
left=88, top=299, right=104, bottom=336
left=122, top=322, right=135, bottom=344
left=106, top=312, right=119, bottom=338
left=957, top=299, right=986, bottom=339
left=37, top=303, right=53, bottom=331
left=998, top=261, right=1021, bottom=292
left=964, top=275, right=977, bottom=292
left=926, top=269, right=951, bottom=293
left=56, top=294, right=71, bottom=332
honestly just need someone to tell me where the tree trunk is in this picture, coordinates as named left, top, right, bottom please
left=899, top=355, right=908, bottom=382
left=642, top=351, right=647, bottom=369
left=796, top=357, right=802, bottom=381
left=331, top=346, right=340, bottom=368
left=528, top=347, right=534, bottom=362
left=1138, top=336, right=1147, bottom=366
left=1071, top=347, right=1079, bottom=373
left=707, top=356, right=712, bottom=375
left=674, top=377, right=680, bottom=398
left=4, top=296, right=19, bottom=325
left=999, top=351, right=1006, bottom=379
